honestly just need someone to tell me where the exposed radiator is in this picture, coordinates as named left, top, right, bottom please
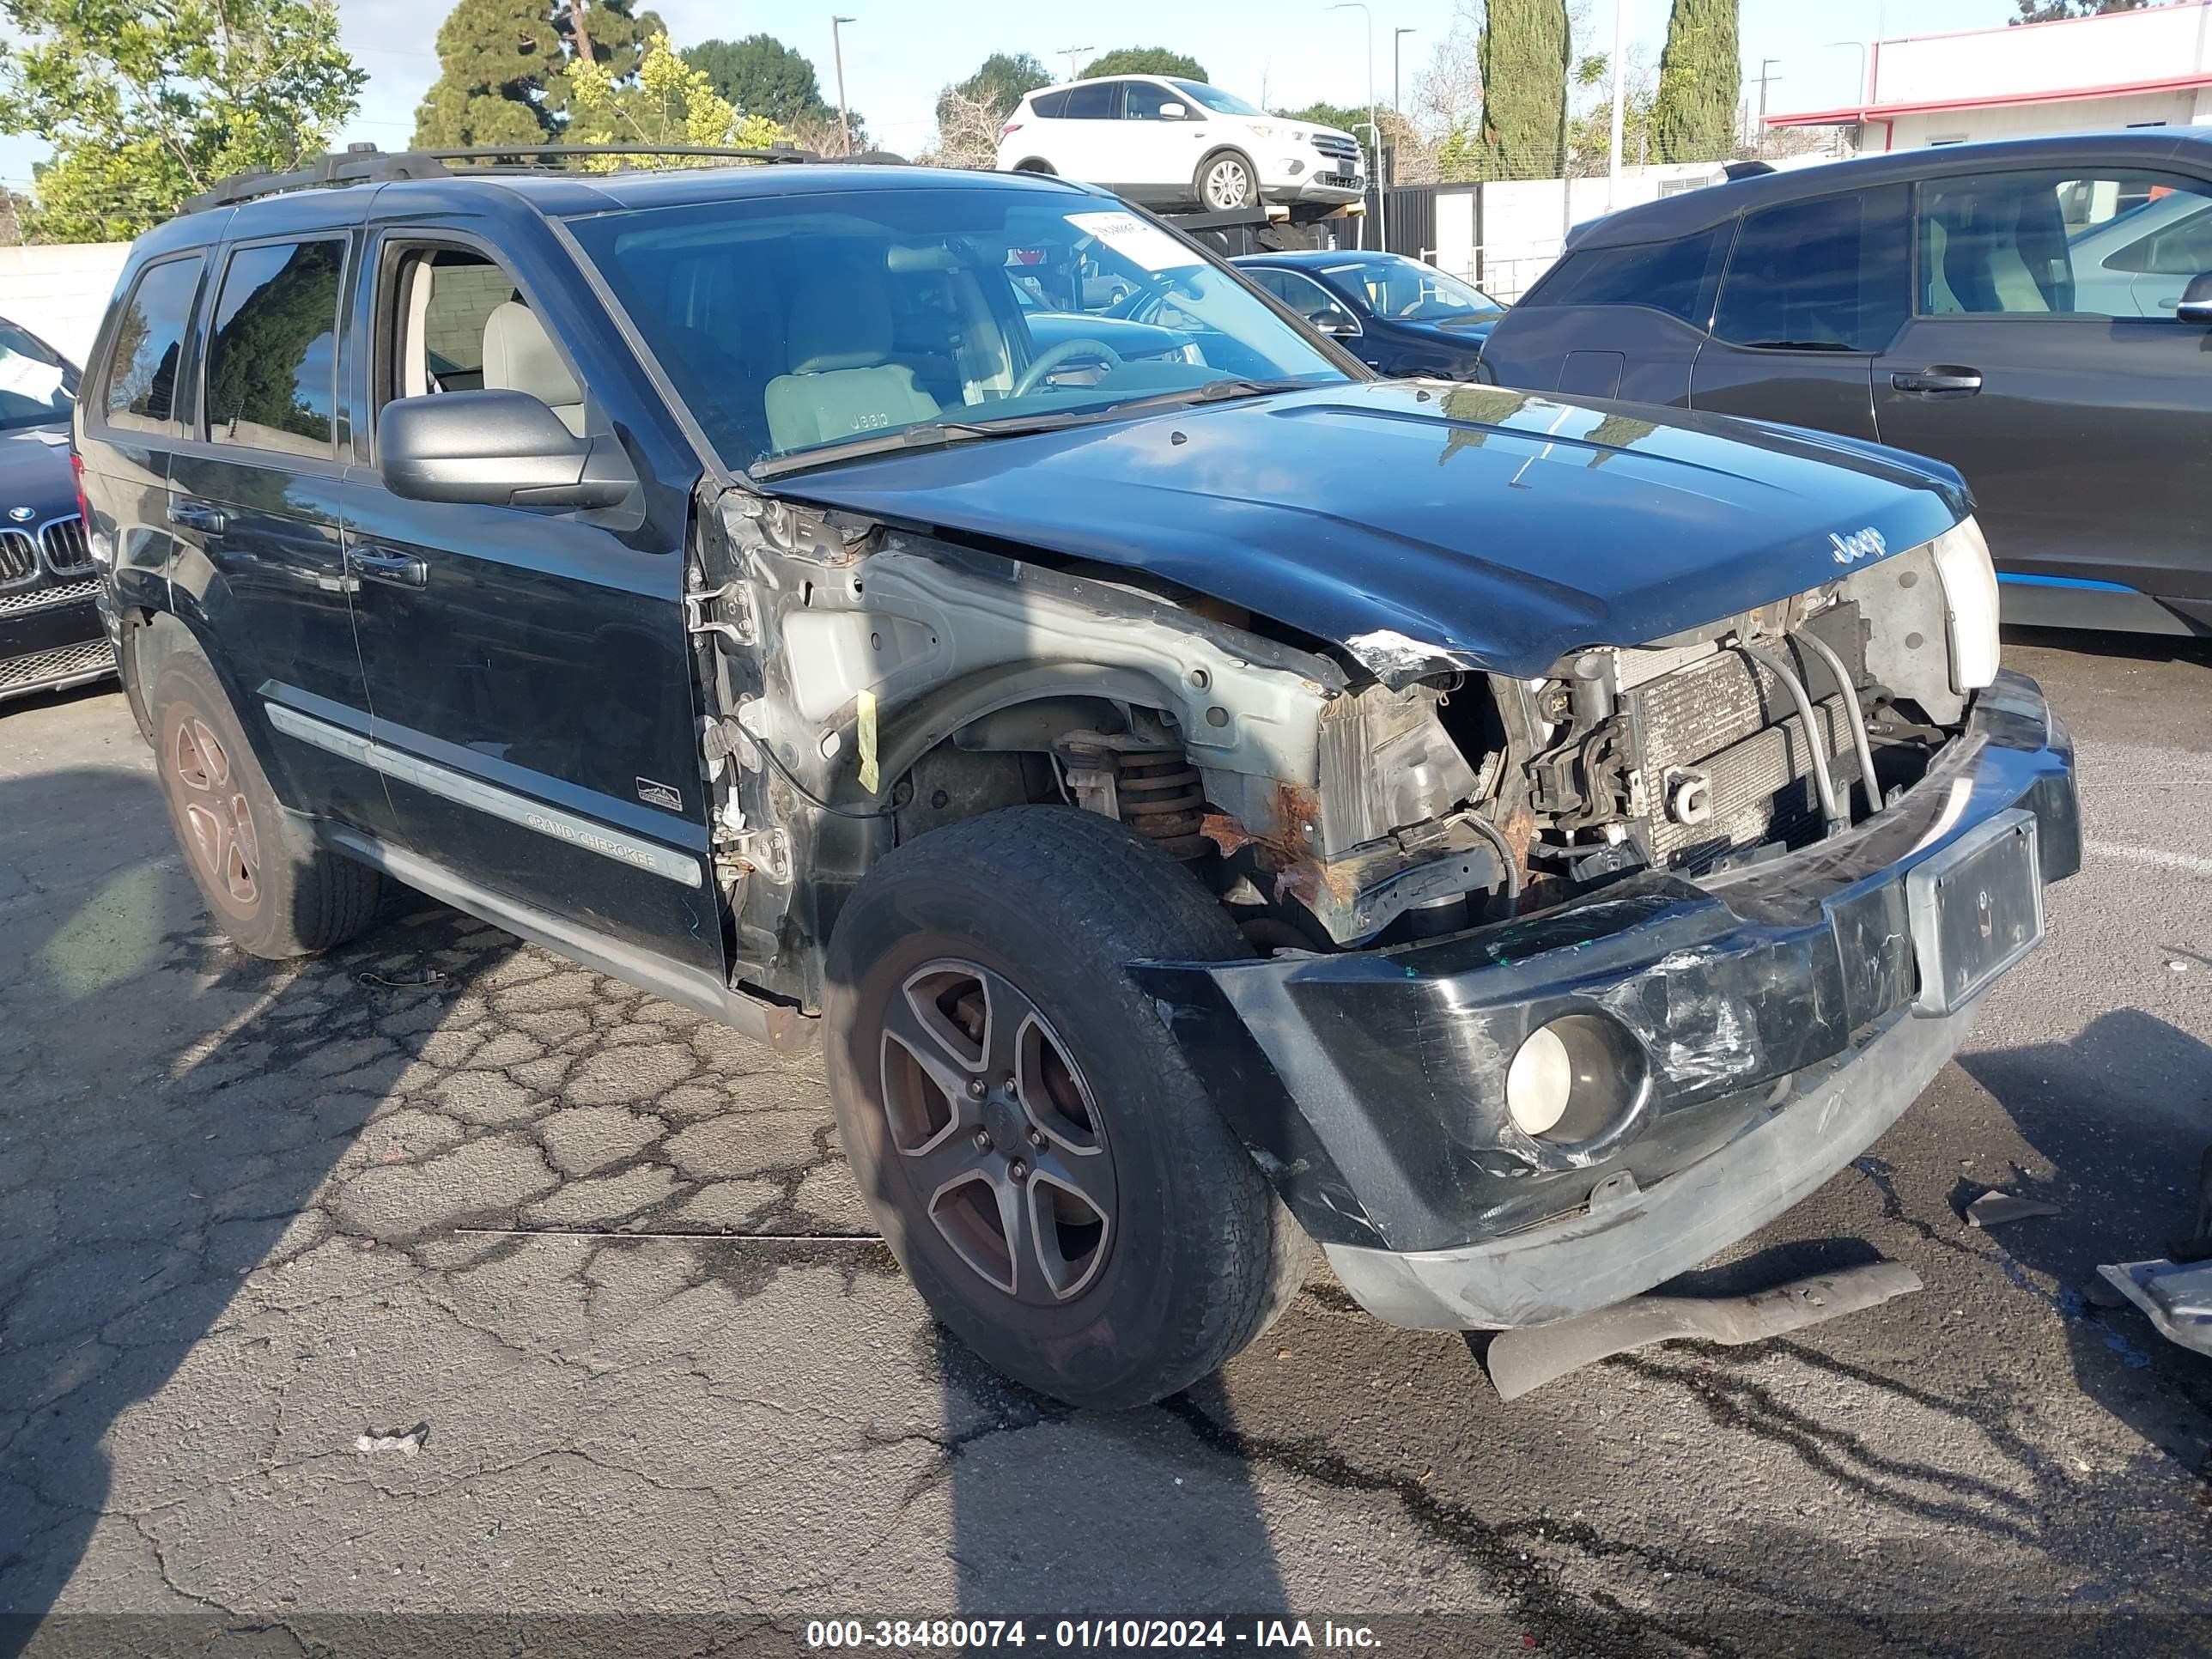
left=1627, top=610, right=1867, bottom=871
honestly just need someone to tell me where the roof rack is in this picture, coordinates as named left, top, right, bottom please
left=179, top=141, right=828, bottom=215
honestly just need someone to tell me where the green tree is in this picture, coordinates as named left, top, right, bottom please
left=684, top=33, right=823, bottom=124
left=545, top=0, right=661, bottom=118
left=1081, top=46, right=1208, bottom=82
left=936, top=52, right=1050, bottom=130
left=561, top=30, right=788, bottom=167
left=2012, top=0, right=2150, bottom=19
left=1273, top=100, right=1367, bottom=133
left=413, top=0, right=563, bottom=147
left=1649, top=0, right=1740, bottom=165
left=0, top=0, right=362, bottom=241
left=1474, top=0, right=1570, bottom=179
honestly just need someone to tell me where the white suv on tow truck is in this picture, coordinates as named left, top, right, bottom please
left=996, top=76, right=1365, bottom=218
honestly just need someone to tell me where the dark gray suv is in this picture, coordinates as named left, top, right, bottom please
left=1478, top=131, right=2212, bottom=637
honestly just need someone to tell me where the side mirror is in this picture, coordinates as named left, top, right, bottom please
left=1315, top=312, right=1360, bottom=338
left=2179, top=271, right=2212, bottom=325
left=379, top=390, right=634, bottom=509
left=1158, top=102, right=1186, bottom=120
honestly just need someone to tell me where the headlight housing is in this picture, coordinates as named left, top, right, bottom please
left=1929, top=515, right=2000, bottom=694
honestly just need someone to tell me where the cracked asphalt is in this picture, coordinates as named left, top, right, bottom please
left=1, top=628, right=2208, bottom=1658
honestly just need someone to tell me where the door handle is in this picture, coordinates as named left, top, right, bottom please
left=345, top=544, right=428, bottom=589
left=167, top=498, right=229, bottom=535
left=1890, top=367, right=1982, bottom=397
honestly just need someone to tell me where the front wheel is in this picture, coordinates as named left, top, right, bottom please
left=823, top=807, right=1307, bottom=1408
left=1197, top=152, right=1258, bottom=213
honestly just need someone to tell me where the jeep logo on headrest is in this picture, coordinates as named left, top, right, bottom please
left=1829, top=526, right=1887, bottom=565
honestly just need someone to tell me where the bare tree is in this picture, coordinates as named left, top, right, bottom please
left=920, top=85, right=1006, bottom=170
left=1412, top=2, right=1483, bottom=148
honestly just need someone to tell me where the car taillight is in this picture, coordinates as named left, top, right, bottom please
left=1000, top=121, right=1023, bottom=137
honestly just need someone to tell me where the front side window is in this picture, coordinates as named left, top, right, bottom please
left=1712, top=185, right=1909, bottom=353
left=101, top=255, right=201, bottom=436
left=1123, top=84, right=1188, bottom=121
left=1918, top=168, right=2212, bottom=318
left=1316, top=257, right=1502, bottom=325
left=382, top=245, right=589, bottom=441
left=204, top=239, right=343, bottom=459
left=0, top=319, right=74, bottom=435
left=570, top=188, right=1350, bottom=475
left=1525, top=226, right=1729, bottom=325
left=1265, top=269, right=1360, bottom=331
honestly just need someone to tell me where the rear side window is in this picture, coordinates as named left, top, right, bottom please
left=1713, top=185, right=1910, bottom=353
left=204, top=239, right=343, bottom=459
left=1030, top=89, right=1070, bottom=118
left=1524, top=226, right=1729, bottom=325
left=1061, top=82, right=1120, bottom=119
left=102, top=255, right=203, bottom=436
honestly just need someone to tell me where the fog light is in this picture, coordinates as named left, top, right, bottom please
left=1506, top=1026, right=1572, bottom=1137
left=1504, top=1012, right=1650, bottom=1146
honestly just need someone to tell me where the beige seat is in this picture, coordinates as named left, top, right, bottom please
left=481, top=300, right=586, bottom=435
left=763, top=262, right=940, bottom=452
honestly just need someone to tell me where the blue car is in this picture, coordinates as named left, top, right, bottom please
left=0, top=315, right=106, bottom=705
left=1235, top=249, right=1505, bottom=378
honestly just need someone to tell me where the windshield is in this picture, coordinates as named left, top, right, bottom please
left=1317, top=258, right=1503, bottom=324
left=1172, top=81, right=1264, bottom=116
left=568, top=186, right=1348, bottom=474
left=0, top=321, right=74, bottom=432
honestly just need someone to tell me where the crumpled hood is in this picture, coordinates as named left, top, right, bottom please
left=772, top=381, right=1971, bottom=684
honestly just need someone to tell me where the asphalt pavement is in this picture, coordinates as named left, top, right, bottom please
left=0, top=627, right=2207, bottom=1657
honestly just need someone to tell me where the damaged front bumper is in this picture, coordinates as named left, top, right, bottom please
left=1138, top=670, right=2080, bottom=1330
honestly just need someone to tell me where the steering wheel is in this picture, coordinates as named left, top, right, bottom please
left=1012, top=337, right=1126, bottom=398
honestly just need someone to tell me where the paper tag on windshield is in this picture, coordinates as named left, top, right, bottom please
left=0, top=353, right=64, bottom=404
left=1068, top=210, right=1199, bottom=273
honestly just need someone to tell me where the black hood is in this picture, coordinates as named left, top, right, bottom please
left=772, top=382, right=1970, bottom=684
left=0, top=422, right=79, bottom=525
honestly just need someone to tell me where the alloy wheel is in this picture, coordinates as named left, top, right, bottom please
left=1204, top=159, right=1251, bottom=211
left=878, top=958, right=1115, bottom=1304
left=171, top=714, right=259, bottom=908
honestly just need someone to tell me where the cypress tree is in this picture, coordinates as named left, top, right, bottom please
left=1476, top=0, right=1570, bottom=180
left=1650, top=0, right=1741, bottom=164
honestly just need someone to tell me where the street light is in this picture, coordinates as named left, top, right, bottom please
left=1325, top=1, right=1378, bottom=250
left=1393, top=26, right=1415, bottom=117
left=831, top=15, right=855, bottom=156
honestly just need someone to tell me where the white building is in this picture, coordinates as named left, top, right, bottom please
left=1766, top=2, right=2212, bottom=154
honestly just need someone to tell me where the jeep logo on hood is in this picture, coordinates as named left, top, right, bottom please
left=1829, top=526, right=1887, bottom=565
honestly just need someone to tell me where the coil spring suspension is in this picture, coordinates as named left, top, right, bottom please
left=1056, top=732, right=1211, bottom=861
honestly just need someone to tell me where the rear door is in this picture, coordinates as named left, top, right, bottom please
left=168, top=227, right=392, bottom=830
left=339, top=213, right=720, bottom=974
left=1689, top=185, right=1911, bottom=442
left=1873, top=165, right=2212, bottom=604
left=1054, top=81, right=1124, bottom=188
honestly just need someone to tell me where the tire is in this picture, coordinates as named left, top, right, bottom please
left=148, top=639, right=383, bottom=959
left=823, top=806, right=1308, bottom=1409
left=1196, top=150, right=1258, bottom=213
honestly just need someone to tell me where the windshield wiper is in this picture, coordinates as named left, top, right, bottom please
left=752, top=381, right=1314, bottom=480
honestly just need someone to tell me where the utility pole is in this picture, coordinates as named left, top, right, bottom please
left=1606, top=0, right=1626, bottom=212
left=1394, top=26, right=1415, bottom=118
left=1058, top=46, right=1093, bottom=80
left=1755, top=57, right=1782, bottom=147
left=832, top=16, right=855, bottom=155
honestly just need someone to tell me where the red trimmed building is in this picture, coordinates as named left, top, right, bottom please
left=1767, top=3, right=2212, bottom=153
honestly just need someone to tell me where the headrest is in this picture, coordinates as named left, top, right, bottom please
left=787, top=259, right=894, bottom=374
left=482, top=301, right=583, bottom=410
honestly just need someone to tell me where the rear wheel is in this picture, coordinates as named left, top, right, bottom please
left=149, top=642, right=382, bottom=959
left=824, top=806, right=1307, bottom=1408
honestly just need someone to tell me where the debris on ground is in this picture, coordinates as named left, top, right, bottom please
left=359, top=969, right=447, bottom=989
left=1966, top=1189, right=2062, bottom=1228
left=355, top=1422, right=431, bottom=1455
left=2097, top=1261, right=2212, bottom=1358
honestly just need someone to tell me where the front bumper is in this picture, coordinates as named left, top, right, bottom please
left=1265, top=173, right=1365, bottom=206
left=1137, top=670, right=2079, bottom=1328
left=0, top=583, right=113, bottom=702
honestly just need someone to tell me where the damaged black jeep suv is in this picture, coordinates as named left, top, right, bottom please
left=77, top=147, right=2079, bottom=1408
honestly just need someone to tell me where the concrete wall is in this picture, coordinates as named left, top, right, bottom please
left=1420, top=163, right=1728, bottom=301
left=0, top=243, right=131, bottom=366
left=1873, top=4, right=2212, bottom=111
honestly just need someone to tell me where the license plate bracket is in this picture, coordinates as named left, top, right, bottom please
left=1906, top=807, right=2044, bottom=1016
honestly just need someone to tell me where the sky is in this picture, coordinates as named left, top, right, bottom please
left=0, top=0, right=2024, bottom=190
